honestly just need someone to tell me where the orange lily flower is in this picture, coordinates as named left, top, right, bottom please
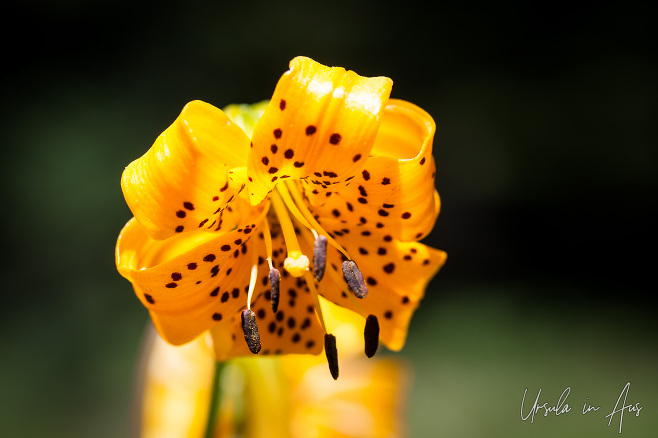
left=116, top=56, right=446, bottom=367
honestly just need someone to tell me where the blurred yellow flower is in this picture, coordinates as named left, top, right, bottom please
left=116, top=56, right=446, bottom=367
left=138, top=300, right=411, bottom=438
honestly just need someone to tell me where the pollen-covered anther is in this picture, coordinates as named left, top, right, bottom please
left=241, top=309, right=262, bottom=354
left=342, top=260, right=368, bottom=298
left=324, top=333, right=339, bottom=380
left=269, top=267, right=281, bottom=313
left=364, top=314, right=380, bottom=358
left=313, top=235, right=328, bottom=282
left=283, top=252, right=309, bottom=277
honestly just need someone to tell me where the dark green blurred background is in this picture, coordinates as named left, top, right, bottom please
left=2, top=1, right=656, bottom=436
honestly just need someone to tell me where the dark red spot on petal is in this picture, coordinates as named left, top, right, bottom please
left=420, top=157, right=426, bottom=165
left=284, top=149, right=294, bottom=159
left=329, top=133, right=341, bottom=145
left=144, top=293, right=155, bottom=304
left=358, top=197, right=367, bottom=204
left=382, top=177, right=391, bottom=185
left=279, top=99, right=286, bottom=110
left=402, top=212, right=412, bottom=219
left=268, top=167, right=278, bottom=174
left=294, top=161, right=304, bottom=167
left=176, top=210, right=186, bottom=218
left=362, top=170, right=370, bottom=180
left=187, top=262, right=197, bottom=270
left=220, top=182, right=229, bottom=192
left=165, top=282, right=177, bottom=288
left=384, top=310, right=393, bottom=319
left=261, top=156, right=269, bottom=165
left=212, top=313, right=223, bottom=321
left=183, top=202, right=194, bottom=210
left=353, top=154, right=361, bottom=162
left=203, top=254, right=216, bottom=262
left=383, top=263, right=395, bottom=273
left=273, top=128, right=282, bottom=139
left=221, top=244, right=231, bottom=251
left=378, top=209, right=389, bottom=217
left=305, top=125, right=316, bottom=136
left=367, top=277, right=377, bottom=286
left=175, top=226, right=184, bottom=233
left=210, top=287, right=219, bottom=297
left=171, top=272, right=182, bottom=281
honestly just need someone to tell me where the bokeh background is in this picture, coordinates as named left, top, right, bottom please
left=2, top=1, right=656, bottom=436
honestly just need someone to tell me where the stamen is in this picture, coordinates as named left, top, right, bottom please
left=280, top=181, right=351, bottom=260
left=313, top=235, right=328, bottom=282
left=324, top=333, right=339, bottom=380
left=269, top=267, right=280, bottom=313
left=342, top=260, right=368, bottom=298
left=304, top=272, right=327, bottom=333
left=271, top=191, right=309, bottom=277
left=241, top=309, right=261, bottom=354
left=364, top=314, right=380, bottom=358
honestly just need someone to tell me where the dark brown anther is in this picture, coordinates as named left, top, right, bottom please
left=342, top=260, right=368, bottom=298
left=324, top=333, right=339, bottom=380
left=269, top=267, right=280, bottom=313
left=241, top=309, right=261, bottom=354
left=364, top=314, right=380, bottom=358
left=313, top=235, right=328, bottom=282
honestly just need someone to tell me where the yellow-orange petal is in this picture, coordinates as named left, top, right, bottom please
left=121, top=100, right=253, bottom=241
left=116, top=203, right=268, bottom=346
left=247, top=56, right=393, bottom=205
left=139, top=327, right=215, bottom=438
left=300, top=218, right=447, bottom=351
left=304, top=99, right=440, bottom=242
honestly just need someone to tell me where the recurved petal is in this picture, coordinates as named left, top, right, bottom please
left=247, top=56, right=393, bottom=205
left=116, top=203, right=267, bottom=346
left=122, top=100, right=253, bottom=240
left=300, top=218, right=446, bottom=351
left=304, top=99, right=440, bottom=242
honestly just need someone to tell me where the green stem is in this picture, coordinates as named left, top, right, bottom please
left=203, top=361, right=224, bottom=438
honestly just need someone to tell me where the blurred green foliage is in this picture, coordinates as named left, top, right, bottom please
left=1, top=1, right=655, bottom=436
